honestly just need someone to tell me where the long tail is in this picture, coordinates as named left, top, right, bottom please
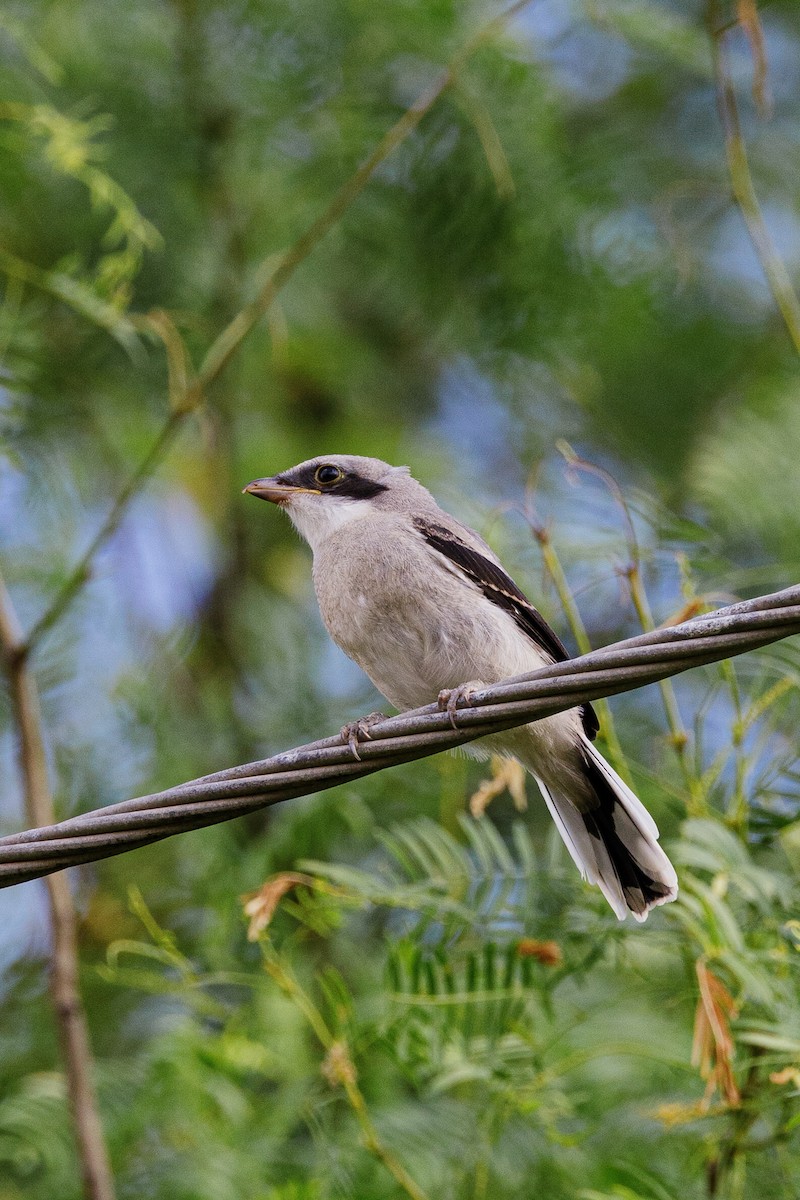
left=530, top=737, right=678, bottom=922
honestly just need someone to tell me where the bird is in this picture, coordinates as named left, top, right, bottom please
left=244, top=454, right=678, bottom=921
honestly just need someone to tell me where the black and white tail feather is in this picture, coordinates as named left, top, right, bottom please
left=411, top=510, right=678, bottom=922
left=527, top=737, right=678, bottom=922
left=247, top=454, right=680, bottom=924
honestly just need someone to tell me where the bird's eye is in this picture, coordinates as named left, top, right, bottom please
left=314, top=464, right=344, bottom=486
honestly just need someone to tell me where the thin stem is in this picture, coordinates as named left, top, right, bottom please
left=626, top=569, right=689, bottom=753
left=555, top=443, right=697, bottom=804
left=707, top=0, right=800, bottom=356
left=473, top=1154, right=490, bottom=1200
left=720, top=659, right=749, bottom=834
left=24, top=409, right=184, bottom=655
left=195, top=0, right=533, bottom=389
left=262, top=943, right=430, bottom=1200
left=453, top=79, right=515, bottom=199
left=626, top=563, right=708, bottom=815
left=533, top=523, right=632, bottom=783
left=0, top=573, right=115, bottom=1200
left=707, top=1050, right=765, bottom=1199
left=339, top=1072, right=430, bottom=1200
left=19, top=0, right=534, bottom=660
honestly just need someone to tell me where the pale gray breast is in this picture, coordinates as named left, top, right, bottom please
left=311, top=513, right=550, bottom=710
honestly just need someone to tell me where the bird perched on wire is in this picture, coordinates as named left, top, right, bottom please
left=244, top=454, right=678, bottom=922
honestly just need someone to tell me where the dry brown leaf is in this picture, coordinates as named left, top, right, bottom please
left=652, top=1100, right=724, bottom=1127
left=516, top=938, right=562, bottom=966
left=770, top=1066, right=800, bottom=1087
left=665, top=598, right=705, bottom=626
left=691, top=959, right=740, bottom=1108
left=469, top=755, right=528, bottom=817
left=241, top=871, right=316, bottom=940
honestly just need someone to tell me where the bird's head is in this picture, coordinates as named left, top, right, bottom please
left=243, top=454, right=417, bottom=549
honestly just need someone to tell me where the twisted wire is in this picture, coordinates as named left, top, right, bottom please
left=2, top=584, right=799, bottom=888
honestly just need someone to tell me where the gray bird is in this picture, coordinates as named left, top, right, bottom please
left=244, top=454, right=678, bottom=921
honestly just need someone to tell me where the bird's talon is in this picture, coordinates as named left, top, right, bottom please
left=438, top=682, right=482, bottom=729
left=437, top=688, right=456, bottom=728
left=340, top=712, right=387, bottom=761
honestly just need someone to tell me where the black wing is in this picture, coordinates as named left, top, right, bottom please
left=412, top=516, right=599, bottom=741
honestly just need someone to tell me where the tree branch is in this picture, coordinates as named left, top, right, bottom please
left=0, top=573, right=115, bottom=1200
left=21, top=0, right=533, bottom=660
left=23, top=410, right=184, bottom=656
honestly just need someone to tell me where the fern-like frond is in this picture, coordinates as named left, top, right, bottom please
left=302, top=815, right=539, bottom=944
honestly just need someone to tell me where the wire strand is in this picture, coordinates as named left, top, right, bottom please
left=2, top=584, right=799, bottom=887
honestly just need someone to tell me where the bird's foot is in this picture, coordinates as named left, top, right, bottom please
left=437, top=680, right=485, bottom=730
left=340, top=712, right=388, bottom=761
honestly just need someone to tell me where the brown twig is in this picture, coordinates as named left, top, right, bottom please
left=0, top=573, right=115, bottom=1200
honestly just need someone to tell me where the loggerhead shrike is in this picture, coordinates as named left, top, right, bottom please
left=244, top=455, right=677, bottom=922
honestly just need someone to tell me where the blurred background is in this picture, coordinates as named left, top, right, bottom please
left=2, top=0, right=800, bottom=1197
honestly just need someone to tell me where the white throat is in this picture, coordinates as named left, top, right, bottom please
left=283, top=495, right=375, bottom=552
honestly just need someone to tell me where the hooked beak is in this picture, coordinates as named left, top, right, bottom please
left=242, top=477, right=321, bottom=504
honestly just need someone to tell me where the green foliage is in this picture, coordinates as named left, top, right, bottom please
left=82, top=742, right=800, bottom=1199
left=2, top=0, right=800, bottom=1198
left=0, top=99, right=158, bottom=354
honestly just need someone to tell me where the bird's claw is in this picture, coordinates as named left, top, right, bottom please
left=437, top=681, right=483, bottom=730
left=340, top=712, right=387, bottom=761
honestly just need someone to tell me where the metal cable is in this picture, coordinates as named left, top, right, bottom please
left=2, top=584, right=800, bottom=888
